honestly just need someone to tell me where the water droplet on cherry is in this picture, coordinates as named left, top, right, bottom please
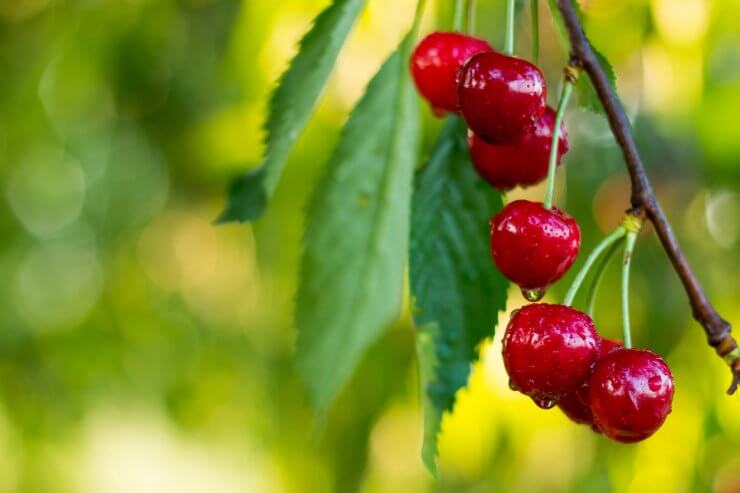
left=531, top=395, right=556, bottom=409
left=521, top=286, right=546, bottom=302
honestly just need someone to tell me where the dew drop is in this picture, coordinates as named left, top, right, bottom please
left=508, top=378, right=519, bottom=391
left=531, top=395, right=556, bottom=409
left=521, top=286, right=546, bottom=302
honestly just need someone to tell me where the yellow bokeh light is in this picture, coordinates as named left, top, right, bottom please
left=642, top=39, right=703, bottom=115
left=652, top=0, right=710, bottom=45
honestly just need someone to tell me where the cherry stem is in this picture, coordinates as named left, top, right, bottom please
left=531, top=0, right=539, bottom=64
left=586, top=237, right=623, bottom=318
left=467, top=0, right=477, bottom=34
left=411, top=0, right=428, bottom=39
left=543, top=78, right=574, bottom=210
left=621, top=230, right=638, bottom=349
left=453, top=0, right=466, bottom=32
left=563, top=226, right=626, bottom=307
left=504, top=0, right=516, bottom=55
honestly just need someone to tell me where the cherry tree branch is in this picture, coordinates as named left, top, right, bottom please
left=555, top=0, right=739, bottom=394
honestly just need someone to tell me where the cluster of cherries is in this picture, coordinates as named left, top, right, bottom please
left=410, top=32, right=675, bottom=442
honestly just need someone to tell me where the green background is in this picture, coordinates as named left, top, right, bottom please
left=0, top=0, right=738, bottom=491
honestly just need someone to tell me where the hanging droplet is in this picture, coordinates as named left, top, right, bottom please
left=521, top=286, right=546, bottom=302
left=531, top=395, right=556, bottom=409
left=508, top=378, right=519, bottom=391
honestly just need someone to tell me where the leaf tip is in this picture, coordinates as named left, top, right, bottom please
left=216, top=168, right=269, bottom=225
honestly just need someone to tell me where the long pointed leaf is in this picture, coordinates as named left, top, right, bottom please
left=218, top=0, right=366, bottom=223
left=295, top=38, right=419, bottom=410
left=410, top=117, right=508, bottom=474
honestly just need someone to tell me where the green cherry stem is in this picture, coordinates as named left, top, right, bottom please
left=453, top=0, right=466, bottom=32
left=543, top=76, right=574, bottom=210
left=467, top=0, right=477, bottom=34
left=564, top=226, right=627, bottom=307
left=411, top=0, right=428, bottom=39
left=621, top=230, right=638, bottom=349
left=586, top=237, right=623, bottom=317
left=504, top=0, right=516, bottom=55
left=531, top=0, right=539, bottom=64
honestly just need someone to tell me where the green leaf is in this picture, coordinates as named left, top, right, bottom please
left=217, top=0, right=366, bottom=223
left=295, top=39, right=420, bottom=411
left=415, top=322, right=442, bottom=478
left=574, top=46, right=617, bottom=113
left=547, top=0, right=617, bottom=114
left=409, top=117, right=508, bottom=475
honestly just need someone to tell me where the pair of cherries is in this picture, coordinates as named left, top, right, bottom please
left=411, top=32, right=577, bottom=297
left=503, top=304, right=675, bottom=442
left=410, top=31, right=568, bottom=191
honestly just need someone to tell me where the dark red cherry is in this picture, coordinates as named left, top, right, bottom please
left=468, top=107, right=569, bottom=190
left=502, top=304, right=600, bottom=408
left=558, top=338, right=623, bottom=428
left=490, top=200, right=581, bottom=296
left=589, top=349, right=675, bottom=443
left=410, top=32, right=493, bottom=115
left=457, top=51, right=547, bottom=143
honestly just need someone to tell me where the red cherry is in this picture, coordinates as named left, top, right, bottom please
left=490, top=200, right=581, bottom=296
left=589, top=349, right=675, bottom=443
left=457, top=51, right=546, bottom=143
left=410, top=32, right=493, bottom=116
left=558, top=338, right=623, bottom=428
left=468, top=107, right=569, bottom=190
left=502, top=304, right=600, bottom=408
left=557, top=391, right=596, bottom=427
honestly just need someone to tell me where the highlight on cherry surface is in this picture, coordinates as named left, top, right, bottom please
left=409, top=31, right=492, bottom=116
left=490, top=200, right=581, bottom=298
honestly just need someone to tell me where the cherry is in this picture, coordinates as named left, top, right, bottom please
left=410, top=32, right=492, bottom=116
left=502, top=304, right=600, bottom=408
left=468, top=107, right=569, bottom=190
left=490, top=200, right=581, bottom=298
left=457, top=51, right=546, bottom=144
left=589, top=348, right=675, bottom=443
left=558, top=338, right=623, bottom=428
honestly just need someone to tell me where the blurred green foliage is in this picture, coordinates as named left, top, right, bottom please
left=0, top=0, right=738, bottom=492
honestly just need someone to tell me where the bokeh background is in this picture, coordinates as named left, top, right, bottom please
left=0, top=0, right=739, bottom=491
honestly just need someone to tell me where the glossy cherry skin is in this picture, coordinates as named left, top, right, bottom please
left=490, top=200, right=581, bottom=293
left=502, top=304, right=600, bottom=408
left=558, top=338, right=623, bottom=428
left=457, top=51, right=546, bottom=143
left=410, top=32, right=492, bottom=115
left=468, top=107, right=569, bottom=190
left=589, top=349, right=675, bottom=443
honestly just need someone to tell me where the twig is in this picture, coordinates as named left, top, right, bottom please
left=555, top=0, right=739, bottom=394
